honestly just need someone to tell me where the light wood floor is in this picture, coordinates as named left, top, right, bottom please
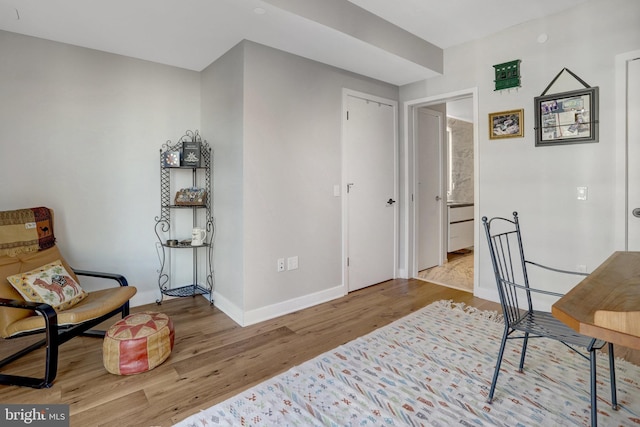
left=0, top=278, right=637, bottom=427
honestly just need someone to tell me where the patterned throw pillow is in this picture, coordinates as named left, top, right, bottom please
left=7, top=260, right=87, bottom=311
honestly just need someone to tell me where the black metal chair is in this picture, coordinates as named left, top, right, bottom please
left=482, top=212, right=617, bottom=427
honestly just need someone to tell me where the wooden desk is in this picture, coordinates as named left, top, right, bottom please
left=552, top=251, right=640, bottom=350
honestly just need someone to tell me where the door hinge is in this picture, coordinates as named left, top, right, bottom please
left=347, top=257, right=350, bottom=267
left=346, top=111, right=349, bottom=120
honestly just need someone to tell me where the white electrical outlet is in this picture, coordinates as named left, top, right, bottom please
left=277, top=258, right=285, bottom=272
left=287, top=256, right=299, bottom=270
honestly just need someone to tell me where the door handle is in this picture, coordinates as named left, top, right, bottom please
left=633, top=208, right=640, bottom=218
left=435, top=195, right=442, bottom=201
left=387, top=198, right=396, bottom=205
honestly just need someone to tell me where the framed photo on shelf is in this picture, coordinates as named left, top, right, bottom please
left=162, top=150, right=180, bottom=168
left=534, top=87, right=598, bottom=147
left=488, top=109, right=524, bottom=139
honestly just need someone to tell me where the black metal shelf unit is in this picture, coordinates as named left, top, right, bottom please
left=154, top=130, right=214, bottom=304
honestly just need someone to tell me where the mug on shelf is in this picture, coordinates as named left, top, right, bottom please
left=191, top=227, right=206, bottom=246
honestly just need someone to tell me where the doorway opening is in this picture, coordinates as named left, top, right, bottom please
left=403, top=88, right=478, bottom=294
left=418, top=99, right=474, bottom=292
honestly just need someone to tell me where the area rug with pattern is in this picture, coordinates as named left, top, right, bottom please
left=174, top=300, right=640, bottom=426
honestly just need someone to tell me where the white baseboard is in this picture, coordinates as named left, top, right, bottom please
left=474, top=285, right=498, bottom=303
left=238, top=285, right=346, bottom=327
left=211, top=290, right=244, bottom=326
left=132, top=285, right=346, bottom=328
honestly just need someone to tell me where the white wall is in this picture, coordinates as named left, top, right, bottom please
left=204, top=41, right=398, bottom=325
left=201, top=43, right=246, bottom=320
left=403, top=0, right=640, bottom=306
left=0, top=30, right=201, bottom=306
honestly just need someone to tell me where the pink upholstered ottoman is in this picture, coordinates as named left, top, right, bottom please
left=103, top=312, right=174, bottom=375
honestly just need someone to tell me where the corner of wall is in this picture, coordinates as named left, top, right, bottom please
left=200, top=40, right=247, bottom=315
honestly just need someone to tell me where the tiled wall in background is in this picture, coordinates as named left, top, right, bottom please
left=448, top=117, right=474, bottom=203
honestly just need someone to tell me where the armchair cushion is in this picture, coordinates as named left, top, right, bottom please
left=4, top=286, right=137, bottom=338
left=7, top=259, right=88, bottom=311
left=0, top=245, right=75, bottom=336
left=0, top=245, right=137, bottom=339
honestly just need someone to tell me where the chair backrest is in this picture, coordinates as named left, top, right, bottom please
left=482, top=212, right=533, bottom=327
left=0, top=207, right=81, bottom=337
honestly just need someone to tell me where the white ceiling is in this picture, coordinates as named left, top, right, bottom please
left=0, top=0, right=590, bottom=86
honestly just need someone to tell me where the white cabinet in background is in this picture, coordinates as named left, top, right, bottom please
left=448, top=205, right=474, bottom=252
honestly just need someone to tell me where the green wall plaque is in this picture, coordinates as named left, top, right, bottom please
left=493, top=60, right=521, bottom=91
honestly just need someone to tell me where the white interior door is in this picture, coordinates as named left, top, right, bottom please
left=416, top=107, right=444, bottom=271
left=344, top=93, right=397, bottom=292
left=628, top=58, right=640, bottom=250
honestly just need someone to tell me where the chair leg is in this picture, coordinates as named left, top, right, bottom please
left=608, top=343, right=618, bottom=410
left=518, top=332, right=529, bottom=372
left=43, top=330, right=58, bottom=388
left=488, top=328, right=509, bottom=403
left=590, top=347, right=598, bottom=427
left=0, top=315, right=58, bottom=388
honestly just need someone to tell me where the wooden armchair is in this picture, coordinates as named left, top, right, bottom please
left=0, top=207, right=136, bottom=388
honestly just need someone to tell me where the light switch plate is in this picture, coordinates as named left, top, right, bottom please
left=577, top=186, right=588, bottom=201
